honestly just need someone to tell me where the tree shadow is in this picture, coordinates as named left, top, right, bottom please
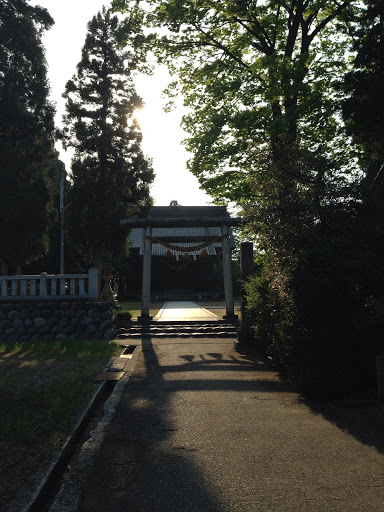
left=237, top=344, right=384, bottom=455
left=302, top=397, right=384, bottom=455
left=79, top=338, right=293, bottom=511
left=79, top=338, right=384, bottom=511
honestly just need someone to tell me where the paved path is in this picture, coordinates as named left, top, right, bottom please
left=78, top=339, right=384, bottom=512
left=154, top=301, right=220, bottom=321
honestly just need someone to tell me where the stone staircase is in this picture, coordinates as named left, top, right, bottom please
left=116, top=321, right=240, bottom=339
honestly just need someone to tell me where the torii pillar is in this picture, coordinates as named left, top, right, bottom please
left=137, top=225, right=152, bottom=323
left=120, top=216, right=244, bottom=323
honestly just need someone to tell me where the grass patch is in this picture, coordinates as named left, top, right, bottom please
left=196, top=301, right=241, bottom=320
left=0, top=340, right=119, bottom=444
left=118, top=300, right=164, bottom=319
left=0, top=340, right=120, bottom=509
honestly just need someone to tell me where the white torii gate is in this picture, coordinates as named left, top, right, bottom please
left=120, top=217, right=243, bottom=323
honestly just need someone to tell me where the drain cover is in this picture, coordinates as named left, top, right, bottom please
left=93, top=372, right=124, bottom=381
left=120, top=345, right=137, bottom=358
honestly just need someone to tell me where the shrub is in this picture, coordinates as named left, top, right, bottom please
left=114, top=310, right=132, bottom=322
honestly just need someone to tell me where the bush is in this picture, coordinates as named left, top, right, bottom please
left=114, top=310, right=132, bottom=323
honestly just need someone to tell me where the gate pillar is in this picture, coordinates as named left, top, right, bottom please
left=221, top=224, right=237, bottom=320
left=139, top=225, right=152, bottom=323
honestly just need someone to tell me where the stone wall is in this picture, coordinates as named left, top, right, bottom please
left=0, top=300, right=117, bottom=343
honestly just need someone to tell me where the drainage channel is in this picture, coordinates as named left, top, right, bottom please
left=25, top=345, right=138, bottom=512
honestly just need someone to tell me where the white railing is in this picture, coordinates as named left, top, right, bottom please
left=0, top=268, right=99, bottom=301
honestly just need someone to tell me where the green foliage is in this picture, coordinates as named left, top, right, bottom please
left=244, top=260, right=297, bottom=377
left=61, top=7, right=154, bottom=268
left=338, top=1, right=384, bottom=382
left=112, top=1, right=381, bottom=397
left=0, top=0, right=59, bottom=265
left=342, top=0, right=384, bottom=181
left=112, top=0, right=358, bottom=206
left=114, top=309, right=133, bottom=322
left=341, top=0, right=384, bottom=252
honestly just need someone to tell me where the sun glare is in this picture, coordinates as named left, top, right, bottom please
left=134, top=108, right=147, bottom=129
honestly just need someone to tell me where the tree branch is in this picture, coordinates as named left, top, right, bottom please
left=308, top=1, right=354, bottom=42
left=191, top=22, right=251, bottom=70
left=231, top=15, right=274, bottom=55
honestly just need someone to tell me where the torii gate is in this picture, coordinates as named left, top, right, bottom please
left=120, top=216, right=244, bottom=322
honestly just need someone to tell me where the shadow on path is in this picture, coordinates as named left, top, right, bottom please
left=79, top=339, right=292, bottom=512
left=303, top=397, right=384, bottom=455
left=79, top=339, right=384, bottom=512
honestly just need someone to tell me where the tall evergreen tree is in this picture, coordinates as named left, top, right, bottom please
left=0, top=0, right=58, bottom=270
left=61, top=7, right=154, bottom=271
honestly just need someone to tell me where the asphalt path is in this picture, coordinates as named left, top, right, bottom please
left=77, top=338, right=384, bottom=512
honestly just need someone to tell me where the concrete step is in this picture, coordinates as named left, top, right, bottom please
left=116, top=322, right=239, bottom=339
left=118, top=326, right=237, bottom=333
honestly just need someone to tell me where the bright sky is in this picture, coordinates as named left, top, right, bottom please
left=34, top=0, right=211, bottom=207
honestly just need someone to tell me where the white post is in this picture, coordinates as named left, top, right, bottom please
left=30, top=279, right=36, bottom=296
left=1, top=278, right=8, bottom=297
left=221, top=224, right=235, bottom=319
left=60, top=277, right=66, bottom=295
left=88, top=268, right=99, bottom=299
left=140, top=225, right=152, bottom=322
left=40, top=272, right=47, bottom=297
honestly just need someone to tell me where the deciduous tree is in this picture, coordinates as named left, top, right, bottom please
left=342, top=1, right=384, bottom=305
left=113, top=1, right=377, bottom=396
left=113, top=0, right=357, bottom=207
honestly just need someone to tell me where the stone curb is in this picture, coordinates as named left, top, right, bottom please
left=23, top=344, right=141, bottom=512
left=23, top=380, right=107, bottom=512
left=47, top=345, right=141, bottom=512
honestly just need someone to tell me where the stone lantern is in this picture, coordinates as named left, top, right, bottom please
left=99, top=264, right=118, bottom=307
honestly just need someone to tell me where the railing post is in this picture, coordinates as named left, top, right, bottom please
left=30, top=279, right=37, bottom=296
left=40, top=272, right=47, bottom=297
left=1, top=278, right=7, bottom=298
left=20, top=279, right=27, bottom=297
left=88, top=268, right=99, bottom=299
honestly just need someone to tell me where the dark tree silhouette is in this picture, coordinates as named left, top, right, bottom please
left=61, top=7, right=154, bottom=272
left=0, top=0, right=58, bottom=270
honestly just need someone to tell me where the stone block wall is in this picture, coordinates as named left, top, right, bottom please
left=0, top=300, right=117, bottom=343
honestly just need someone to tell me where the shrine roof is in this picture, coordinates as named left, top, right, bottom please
left=150, top=205, right=230, bottom=219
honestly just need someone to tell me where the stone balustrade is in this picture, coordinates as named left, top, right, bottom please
left=0, top=268, right=99, bottom=301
